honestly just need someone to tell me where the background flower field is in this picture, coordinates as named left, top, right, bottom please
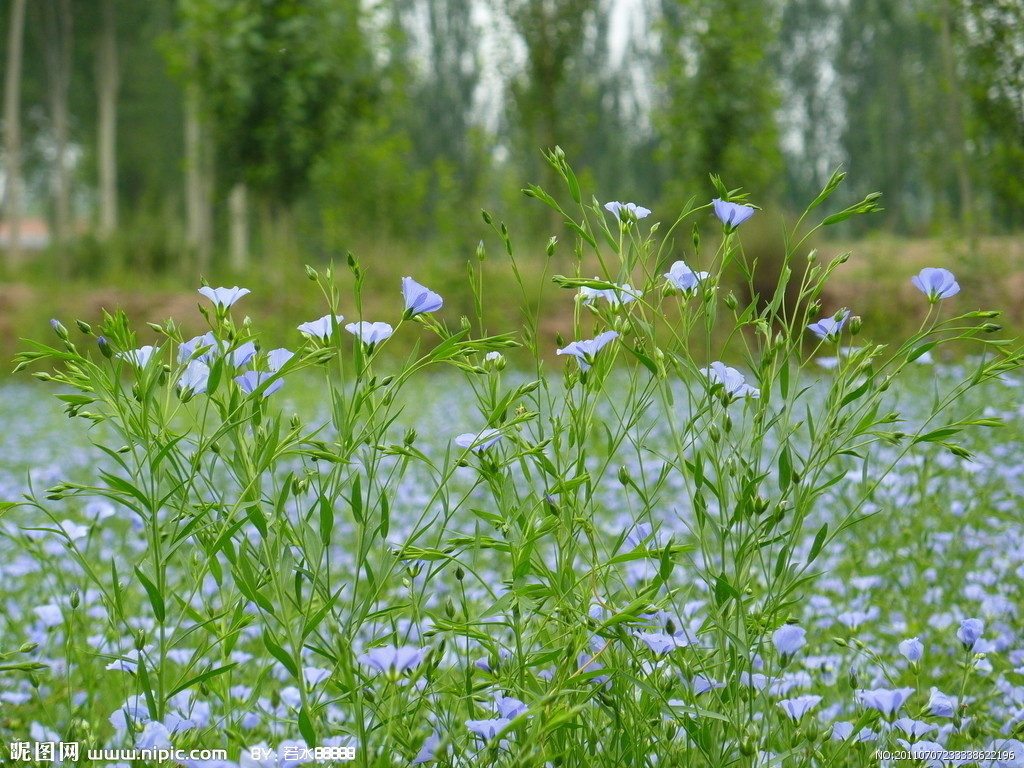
left=2, top=363, right=1024, bottom=766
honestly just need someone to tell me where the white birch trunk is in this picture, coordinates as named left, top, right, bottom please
left=3, top=0, right=28, bottom=267
left=97, top=0, right=119, bottom=238
left=185, top=85, right=212, bottom=271
left=229, top=183, right=249, bottom=273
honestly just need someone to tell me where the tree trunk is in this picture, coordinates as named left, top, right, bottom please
left=42, top=0, right=74, bottom=276
left=3, top=0, right=28, bottom=269
left=270, top=203, right=294, bottom=285
left=185, top=84, right=212, bottom=272
left=939, top=0, right=975, bottom=238
left=229, top=183, right=249, bottom=273
left=96, top=0, right=119, bottom=239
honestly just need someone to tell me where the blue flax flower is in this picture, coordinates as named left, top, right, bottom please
left=117, top=345, right=160, bottom=368
left=454, top=428, right=503, bottom=452
left=894, top=718, right=937, bottom=740
left=357, top=645, right=426, bottom=676
left=635, top=631, right=691, bottom=654
left=178, top=361, right=210, bottom=398
left=178, top=332, right=216, bottom=364
left=346, top=321, right=394, bottom=346
left=957, top=618, right=984, bottom=650
left=912, top=268, right=960, bottom=302
left=690, top=675, right=724, bottom=695
left=230, top=341, right=257, bottom=367
left=298, top=314, right=344, bottom=342
left=179, top=333, right=254, bottom=367
left=402, top=277, right=444, bottom=316
left=702, top=361, right=760, bottom=401
left=899, top=637, right=924, bottom=662
left=466, top=718, right=512, bottom=741
left=831, top=722, right=855, bottom=742
left=712, top=198, right=755, bottom=229
left=266, top=348, right=294, bottom=372
left=664, top=260, right=710, bottom=295
left=604, top=201, right=651, bottom=221
left=740, top=672, right=772, bottom=691
left=579, top=280, right=642, bottom=306
left=495, top=696, right=528, bottom=719
left=778, top=695, right=822, bottom=721
left=807, top=310, right=851, bottom=342
left=856, top=687, right=914, bottom=717
left=557, top=330, right=619, bottom=372
left=235, top=371, right=283, bottom=398
left=928, top=687, right=956, bottom=717
left=198, top=286, right=250, bottom=309
left=412, top=732, right=441, bottom=765
left=772, top=624, right=806, bottom=658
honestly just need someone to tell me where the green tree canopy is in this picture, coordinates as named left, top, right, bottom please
left=173, top=0, right=376, bottom=207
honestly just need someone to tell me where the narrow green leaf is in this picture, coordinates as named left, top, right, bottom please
left=168, top=663, right=237, bottom=698
left=808, top=524, right=828, bottom=564
left=301, top=591, right=342, bottom=640
left=350, top=475, right=363, bottom=524
left=907, top=341, right=938, bottom=363
left=913, top=427, right=962, bottom=444
left=840, top=377, right=872, bottom=408
left=134, top=566, right=165, bottom=623
left=319, top=495, right=334, bottom=547
left=206, top=356, right=223, bottom=395
left=625, top=345, right=659, bottom=375
left=208, top=518, right=246, bottom=557
left=246, top=505, right=267, bottom=538
left=378, top=495, right=390, bottom=540
left=263, top=630, right=298, bottom=679
left=713, top=574, right=739, bottom=607
left=565, top=164, right=582, bottom=204
left=778, top=446, right=792, bottom=493
left=298, top=706, right=317, bottom=746
left=565, top=220, right=597, bottom=248
left=110, top=559, right=126, bottom=618
left=774, top=545, right=790, bottom=579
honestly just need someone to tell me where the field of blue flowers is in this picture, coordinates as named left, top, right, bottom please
left=3, top=159, right=1024, bottom=767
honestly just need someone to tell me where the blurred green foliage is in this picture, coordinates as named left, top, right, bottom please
left=2, top=0, right=1024, bottom=366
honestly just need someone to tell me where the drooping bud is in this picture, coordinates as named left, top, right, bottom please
left=97, top=336, right=113, bottom=358
left=617, top=466, right=631, bottom=487
left=50, top=319, right=69, bottom=341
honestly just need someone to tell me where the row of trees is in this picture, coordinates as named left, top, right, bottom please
left=2, top=0, right=1023, bottom=277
